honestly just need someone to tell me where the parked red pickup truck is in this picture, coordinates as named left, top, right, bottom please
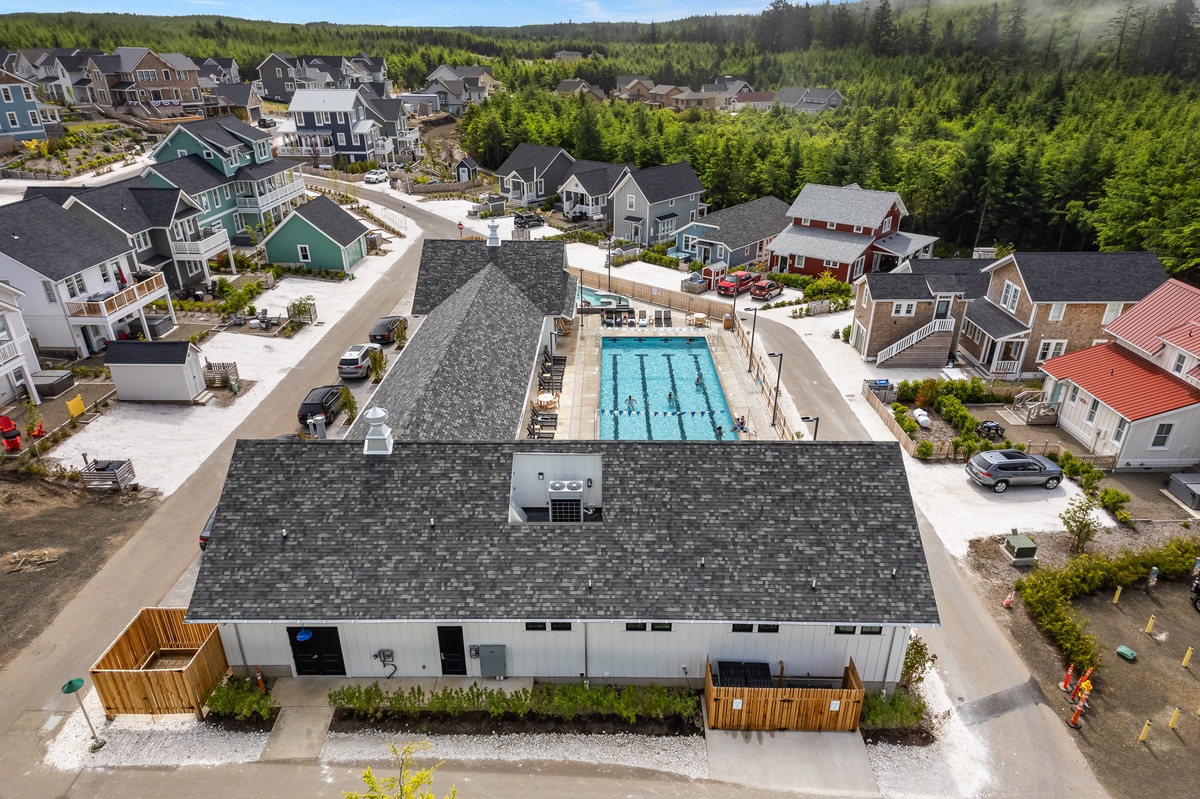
left=717, top=271, right=756, bottom=296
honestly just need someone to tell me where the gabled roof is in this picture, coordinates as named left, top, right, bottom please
left=863, top=273, right=937, bottom=301
left=625, top=162, right=703, bottom=204
left=994, top=252, right=1168, bottom=304
left=235, top=156, right=301, bottom=182
left=1042, top=342, right=1200, bottom=421
left=494, top=143, right=573, bottom=181
left=211, top=83, right=256, bottom=107
left=732, top=91, right=776, bottom=103
left=456, top=156, right=478, bottom=170
left=412, top=238, right=570, bottom=316
left=288, top=88, right=362, bottom=113
left=0, top=68, right=35, bottom=87
left=774, top=86, right=809, bottom=106
left=145, top=155, right=228, bottom=195
left=677, top=196, right=789, bottom=250
left=22, top=185, right=90, bottom=204
left=284, top=195, right=368, bottom=248
left=346, top=265, right=548, bottom=442
left=104, top=340, right=197, bottom=365
left=66, top=180, right=185, bottom=234
left=160, top=53, right=200, bottom=72
left=1157, top=323, right=1200, bottom=359
left=767, top=224, right=872, bottom=265
left=1107, top=279, right=1200, bottom=356
left=172, top=115, right=271, bottom=151
left=905, top=259, right=993, bottom=300
left=564, top=159, right=628, bottom=197
left=0, top=197, right=132, bottom=281
left=875, top=231, right=939, bottom=258
left=786, top=183, right=906, bottom=228
left=964, top=298, right=1029, bottom=340
left=556, top=78, right=588, bottom=93
left=361, top=95, right=407, bottom=123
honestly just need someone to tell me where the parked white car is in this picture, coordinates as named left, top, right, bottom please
left=363, top=169, right=388, bottom=184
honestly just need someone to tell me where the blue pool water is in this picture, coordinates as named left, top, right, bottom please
left=599, top=337, right=736, bottom=441
left=579, top=286, right=631, bottom=308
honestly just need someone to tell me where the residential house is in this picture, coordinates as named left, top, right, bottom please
left=280, top=87, right=418, bottom=164
left=851, top=260, right=990, bottom=368
left=555, top=78, right=604, bottom=100
left=671, top=195, right=790, bottom=269
left=553, top=50, right=585, bottom=61
left=11, top=48, right=103, bottom=105
left=196, top=57, right=240, bottom=85
left=0, top=196, right=175, bottom=357
left=494, top=143, right=575, bottom=207
left=0, top=50, right=15, bottom=74
left=143, top=115, right=307, bottom=242
left=774, top=86, right=844, bottom=114
left=425, top=64, right=501, bottom=95
left=203, top=83, right=263, bottom=122
left=0, top=281, right=43, bottom=406
left=729, top=91, right=777, bottom=112
left=0, top=70, right=50, bottom=146
left=700, top=76, right=754, bottom=108
left=100, top=48, right=204, bottom=117
left=671, top=90, right=720, bottom=110
left=1039, top=278, right=1200, bottom=469
left=261, top=195, right=369, bottom=272
left=958, top=252, right=1168, bottom=380
left=610, top=162, right=705, bottom=246
left=454, top=156, right=478, bottom=183
left=558, top=159, right=629, bottom=222
left=613, top=75, right=653, bottom=102
left=766, top=183, right=937, bottom=283
left=421, top=66, right=489, bottom=115
left=104, top=340, right=206, bottom=402
left=186, top=436, right=938, bottom=690
left=646, top=84, right=686, bottom=108
left=347, top=228, right=574, bottom=442
left=351, top=52, right=389, bottom=85
left=256, top=53, right=374, bottom=103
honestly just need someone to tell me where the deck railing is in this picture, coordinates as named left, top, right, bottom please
left=65, top=272, right=166, bottom=318
left=877, top=318, right=955, bottom=364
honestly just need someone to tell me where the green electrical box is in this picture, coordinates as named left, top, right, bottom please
left=1002, top=534, right=1038, bottom=566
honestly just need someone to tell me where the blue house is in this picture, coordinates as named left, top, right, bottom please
left=280, top=87, right=418, bottom=165
left=0, top=69, right=48, bottom=144
left=671, top=196, right=791, bottom=269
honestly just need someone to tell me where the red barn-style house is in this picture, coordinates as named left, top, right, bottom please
left=766, top=184, right=937, bottom=283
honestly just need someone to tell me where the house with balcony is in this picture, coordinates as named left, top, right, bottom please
left=613, top=75, right=653, bottom=102
left=0, top=197, right=175, bottom=357
left=609, top=162, right=705, bottom=246
left=0, top=281, right=42, bottom=406
left=1, top=70, right=50, bottom=144
left=766, top=183, right=937, bottom=283
left=100, top=48, right=204, bottom=117
left=281, top=88, right=413, bottom=165
left=196, top=57, right=240, bottom=85
left=700, top=77, right=754, bottom=108
left=646, top=84, right=687, bottom=108
left=957, top=252, right=1168, bottom=380
left=10, top=48, right=104, bottom=105
left=670, top=195, right=790, bottom=269
left=421, top=73, right=486, bottom=115
left=143, top=115, right=306, bottom=240
left=426, top=64, right=502, bottom=96
left=256, top=53, right=374, bottom=103
left=494, top=143, right=575, bottom=207
left=729, top=91, right=777, bottom=113
left=558, top=160, right=629, bottom=222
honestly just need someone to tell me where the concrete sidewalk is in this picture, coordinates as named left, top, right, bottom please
left=706, top=726, right=880, bottom=797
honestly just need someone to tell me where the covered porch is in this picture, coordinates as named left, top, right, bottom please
left=64, top=271, right=176, bottom=352
left=960, top=300, right=1030, bottom=379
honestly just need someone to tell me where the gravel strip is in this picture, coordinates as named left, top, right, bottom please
left=321, top=731, right=709, bottom=780
left=43, top=689, right=268, bottom=771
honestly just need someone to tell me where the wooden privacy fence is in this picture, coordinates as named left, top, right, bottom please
left=90, top=607, right=227, bottom=720
left=578, top=269, right=736, bottom=320
left=704, top=658, right=865, bottom=732
left=203, top=361, right=239, bottom=388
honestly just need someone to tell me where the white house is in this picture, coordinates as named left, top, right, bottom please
left=0, top=281, right=41, bottom=406
left=186, top=436, right=939, bottom=691
left=104, top=340, right=206, bottom=402
left=0, top=197, right=175, bottom=358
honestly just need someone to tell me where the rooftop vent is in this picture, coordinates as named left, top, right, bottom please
left=362, top=406, right=393, bottom=456
left=486, top=219, right=501, bottom=248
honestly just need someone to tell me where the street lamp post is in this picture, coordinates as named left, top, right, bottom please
left=578, top=268, right=585, bottom=328
left=801, top=415, right=820, bottom=440
left=768, top=352, right=784, bottom=427
left=61, top=678, right=105, bottom=751
left=741, top=306, right=759, bottom=373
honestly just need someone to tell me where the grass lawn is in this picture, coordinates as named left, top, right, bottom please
left=65, top=121, right=123, bottom=134
left=262, top=100, right=288, bottom=116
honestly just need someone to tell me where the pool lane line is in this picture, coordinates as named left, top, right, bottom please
left=691, top=352, right=721, bottom=438
left=635, top=352, right=653, bottom=438
left=610, top=350, right=621, bottom=439
left=661, top=353, right=688, bottom=439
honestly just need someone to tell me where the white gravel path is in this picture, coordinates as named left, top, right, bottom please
left=320, top=730, right=709, bottom=780
left=43, top=689, right=267, bottom=770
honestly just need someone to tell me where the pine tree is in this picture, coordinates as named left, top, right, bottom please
left=869, top=0, right=897, bottom=57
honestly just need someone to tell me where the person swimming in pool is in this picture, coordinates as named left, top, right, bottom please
left=626, top=395, right=637, bottom=410
left=667, top=391, right=676, bottom=407
left=695, top=375, right=703, bottom=387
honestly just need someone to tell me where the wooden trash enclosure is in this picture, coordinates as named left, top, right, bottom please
left=80, top=458, right=136, bottom=490
left=90, top=607, right=227, bottom=720
left=704, top=657, right=865, bottom=732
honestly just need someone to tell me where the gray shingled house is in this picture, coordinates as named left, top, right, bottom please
left=494, top=143, right=575, bottom=207
left=557, top=159, right=630, bottom=223
left=346, top=228, right=574, bottom=441
left=186, top=436, right=938, bottom=690
left=610, top=162, right=705, bottom=246
left=670, top=195, right=790, bottom=268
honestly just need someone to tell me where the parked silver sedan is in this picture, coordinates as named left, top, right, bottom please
left=965, top=449, right=1063, bottom=493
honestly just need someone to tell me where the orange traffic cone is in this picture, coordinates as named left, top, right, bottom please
left=1003, top=591, right=1015, bottom=609
left=255, top=666, right=265, bottom=693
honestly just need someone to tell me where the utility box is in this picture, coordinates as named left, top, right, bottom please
left=479, top=644, right=507, bottom=678
left=1168, top=473, right=1200, bottom=509
left=1002, top=534, right=1038, bottom=566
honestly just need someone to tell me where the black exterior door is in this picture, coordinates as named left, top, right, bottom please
left=287, top=627, right=346, bottom=676
left=437, top=626, right=467, bottom=675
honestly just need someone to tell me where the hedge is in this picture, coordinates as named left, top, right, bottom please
left=1014, top=537, right=1200, bottom=670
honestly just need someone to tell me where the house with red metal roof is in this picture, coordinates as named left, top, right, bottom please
left=1039, top=278, right=1200, bottom=470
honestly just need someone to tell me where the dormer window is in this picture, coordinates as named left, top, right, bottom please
left=883, top=216, right=893, bottom=232
left=1000, top=280, right=1020, bottom=313
left=800, top=217, right=810, bottom=226
left=827, top=220, right=836, bottom=230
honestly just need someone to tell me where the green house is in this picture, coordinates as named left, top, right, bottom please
left=260, top=195, right=369, bottom=272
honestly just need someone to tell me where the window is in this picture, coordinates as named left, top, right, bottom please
left=352, top=134, right=360, bottom=145
left=1048, top=302, right=1066, bottom=321
left=284, top=82, right=294, bottom=92
left=1000, top=280, right=1021, bottom=312
left=5, top=112, right=17, bottom=128
left=660, top=218, right=675, bottom=236
left=853, top=225, right=863, bottom=233
left=223, top=185, right=231, bottom=201
left=202, top=149, right=214, bottom=160
left=731, top=624, right=753, bottom=633
left=757, top=624, right=779, bottom=633
left=625, top=622, right=646, bottom=631
left=1036, top=340, right=1066, bottom=362
left=65, top=274, right=85, bottom=298
left=1069, top=384, right=1079, bottom=402
left=892, top=302, right=915, bottom=317
left=1113, top=418, right=1128, bottom=443
left=336, top=133, right=346, bottom=145
left=135, top=69, right=157, bottom=82
left=550, top=622, right=572, bottom=631
left=177, top=70, right=186, bottom=81
left=963, top=320, right=982, bottom=344
left=1086, top=398, right=1099, bottom=423
left=28, top=110, right=39, bottom=127
left=852, top=256, right=865, bottom=279
left=860, top=626, right=883, bottom=635
left=823, top=259, right=839, bottom=269
left=668, top=198, right=675, bottom=207
left=1102, top=302, right=1123, bottom=326
left=336, top=112, right=346, bottom=124
left=161, top=69, right=170, bottom=81
left=689, top=210, right=696, bottom=222
left=537, top=180, right=544, bottom=195
left=186, top=261, right=201, bottom=277
left=826, top=220, right=837, bottom=229
left=317, top=112, right=330, bottom=126
left=650, top=622, right=673, bottom=632
left=297, top=244, right=311, bottom=262
left=627, top=195, right=635, bottom=211
left=275, top=68, right=283, bottom=78
left=1174, top=353, right=1187, bottom=374
left=131, top=231, right=150, bottom=251
left=833, top=625, right=856, bottom=635
left=0, top=87, right=9, bottom=102
left=1151, top=423, right=1174, bottom=449
left=883, top=216, right=892, bottom=232
left=177, top=149, right=187, bottom=158
left=99, top=262, right=112, bottom=283
left=800, top=217, right=810, bottom=225
left=42, top=280, right=57, bottom=304
left=525, top=622, right=546, bottom=631
left=191, top=87, right=199, bottom=101
left=198, top=194, right=209, bottom=211
left=21, top=86, right=32, bottom=102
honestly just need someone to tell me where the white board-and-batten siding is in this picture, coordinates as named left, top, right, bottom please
left=219, top=620, right=910, bottom=688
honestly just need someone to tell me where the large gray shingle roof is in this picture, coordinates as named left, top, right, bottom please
left=495, top=143, right=572, bottom=180
left=67, top=180, right=183, bottom=234
left=0, top=197, right=132, bottom=281
left=864, top=272, right=934, bottom=301
left=412, top=239, right=570, bottom=316
left=905, top=258, right=992, bottom=299
left=176, top=114, right=271, bottom=151
left=186, top=439, right=939, bottom=626
left=146, top=155, right=229, bottom=195
left=565, top=160, right=628, bottom=197
left=1007, top=252, right=1167, bottom=303
left=289, top=195, right=368, bottom=247
left=787, top=183, right=903, bottom=228
left=104, top=340, right=194, bottom=365
left=627, top=162, right=704, bottom=204
left=679, top=195, right=790, bottom=250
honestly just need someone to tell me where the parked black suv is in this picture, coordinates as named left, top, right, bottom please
left=257, top=117, right=277, bottom=128
left=369, top=316, right=406, bottom=345
left=1191, top=573, right=1200, bottom=613
left=513, top=211, right=544, bottom=228
left=297, top=385, right=343, bottom=426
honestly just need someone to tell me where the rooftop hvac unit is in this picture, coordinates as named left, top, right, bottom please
left=549, top=480, right=568, bottom=492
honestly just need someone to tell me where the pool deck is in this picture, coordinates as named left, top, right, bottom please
left=557, top=314, right=779, bottom=441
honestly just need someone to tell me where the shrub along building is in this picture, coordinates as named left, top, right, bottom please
left=186, top=436, right=938, bottom=692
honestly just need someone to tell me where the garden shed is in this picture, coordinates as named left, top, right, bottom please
left=90, top=607, right=227, bottom=720
left=104, top=340, right=206, bottom=402
left=455, top=156, right=478, bottom=183
left=260, top=195, right=368, bottom=272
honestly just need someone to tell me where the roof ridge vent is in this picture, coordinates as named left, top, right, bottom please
left=362, top=406, right=393, bottom=456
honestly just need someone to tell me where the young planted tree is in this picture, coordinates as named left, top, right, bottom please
left=1061, top=495, right=1101, bottom=554
left=344, top=741, right=458, bottom=799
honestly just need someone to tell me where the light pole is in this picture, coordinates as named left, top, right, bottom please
left=606, top=237, right=612, bottom=292
left=801, top=415, right=820, bottom=440
left=768, top=352, right=783, bottom=428
left=61, top=678, right=105, bottom=751
left=741, top=306, right=759, bottom=372
left=578, top=268, right=585, bottom=328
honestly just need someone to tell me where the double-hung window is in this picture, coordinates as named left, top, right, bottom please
left=627, top=194, right=635, bottom=211
left=1151, top=423, right=1174, bottom=449
left=1036, top=340, right=1066, bottom=362
left=1102, top=302, right=1123, bottom=325
left=297, top=244, right=311, bottom=262
left=43, top=280, right=57, bottom=304
left=0, top=87, right=9, bottom=102
left=1000, top=280, right=1021, bottom=312
left=1113, top=418, right=1128, bottom=443
left=1048, top=302, right=1066, bottom=321
left=1174, top=353, right=1187, bottom=374
left=892, top=302, right=915, bottom=317
left=1086, top=398, right=1100, bottom=424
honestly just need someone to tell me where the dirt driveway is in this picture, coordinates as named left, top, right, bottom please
left=0, top=471, right=157, bottom=671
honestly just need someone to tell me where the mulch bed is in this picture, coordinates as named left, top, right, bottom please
left=201, top=707, right=280, bottom=734
left=860, top=726, right=937, bottom=746
left=329, top=709, right=701, bottom=737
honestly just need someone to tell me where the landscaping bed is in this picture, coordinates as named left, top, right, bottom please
left=201, top=707, right=280, bottom=734
left=2, top=123, right=146, bottom=177
left=329, top=708, right=698, bottom=736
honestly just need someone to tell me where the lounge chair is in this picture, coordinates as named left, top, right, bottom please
left=637, top=309, right=648, bottom=327
left=654, top=310, right=664, bottom=327
left=526, top=423, right=555, bottom=439
left=530, top=413, right=558, bottom=429
left=664, top=310, right=673, bottom=327
left=543, top=347, right=567, bottom=366
left=603, top=312, right=615, bottom=328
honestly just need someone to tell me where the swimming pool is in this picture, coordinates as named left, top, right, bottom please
left=598, top=337, right=736, bottom=441
left=579, top=286, right=631, bottom=308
